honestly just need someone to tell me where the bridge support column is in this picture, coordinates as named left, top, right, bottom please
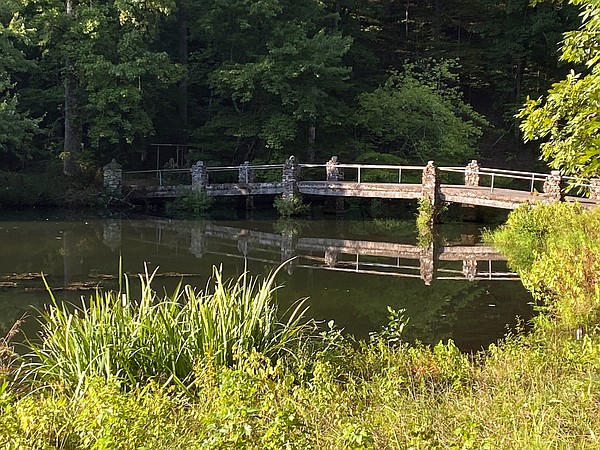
left=280, top=232, right=297, bottom=275
left=326, top=156, right=344, bottom=214
left=542, top=170, right=563, bottom=202
left=103, top=219, right=122, bottom=252
left=590, top=179, right=600, bottom=203
left=464, top=160, right=480, bottom=187
left=324, top=247, right=338, bottom=267
left=421, top=161, right=441, bottom=223
left=462, top=259, right=477, bottom=282
left=103, top=159, right=123, bottom=195
left=462, top=160, right=482, bottom=222
left=282, top=156, right=299, bottom=200
left=190, top=223, right=206, bottom=259
left=191, top=161, right=208, bottom=192
left=419, top=241, right=435, bottom=285
left=238, top=161, right=254, bottom=212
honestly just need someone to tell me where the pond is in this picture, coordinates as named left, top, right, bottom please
left=0, top=212, right=533, bottom=352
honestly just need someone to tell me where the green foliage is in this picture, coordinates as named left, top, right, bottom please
left=416, top=197, right=435, bottom=247
left=488, top=202, right=600, bottom=329
left=0, top=4, right=39, bottom=164
left=355, top=61, right=487, bottom=164
left=23, top=264, right=312, bottom=392
left=274, top=194, right=309, bottom=217
left=518, top=0, right=600, bottom=178
left=165, top=190, right=214, bottom=218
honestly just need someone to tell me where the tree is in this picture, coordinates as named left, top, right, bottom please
left=189, top=0, right=352, bottom=163
left=518, top=0, right=600, bottom=177
left=355, top=61, right=487, bottom=164
left=20, top=0, right=181, bottom=171
left=0, top=1, right=39, bottom=165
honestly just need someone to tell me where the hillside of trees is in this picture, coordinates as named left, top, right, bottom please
left=0, top=0, right=582, bottom=176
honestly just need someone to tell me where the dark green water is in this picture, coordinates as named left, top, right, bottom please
left=0, top=214, right=533, bottom=351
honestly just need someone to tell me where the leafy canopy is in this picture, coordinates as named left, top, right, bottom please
left=518, top=0, right=600, bottom=177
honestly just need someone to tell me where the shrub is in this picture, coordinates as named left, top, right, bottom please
left=165, top=190, right=214, bottom=218
left=274, top=195, right=309, bottom=217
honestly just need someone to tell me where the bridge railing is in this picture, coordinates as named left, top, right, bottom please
left=300, top=163, right=426, bottom=184
left=123, top=168, right=191, bottom=187
left=440, top=166, right=550, bottom=194
left=206, top=164, right=284, bottom=184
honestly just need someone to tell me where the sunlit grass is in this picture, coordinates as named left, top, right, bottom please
left=21, top=263, right=310, bottom=393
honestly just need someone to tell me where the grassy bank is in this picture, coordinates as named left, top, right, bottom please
left=1, top=203, right=600, bottom=449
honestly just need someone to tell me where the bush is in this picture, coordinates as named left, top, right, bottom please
left=165, top=190, right=214, bottom=218
left=274, top=195, right=309, bottom=217
left=487, top=202, right=600, bottom=329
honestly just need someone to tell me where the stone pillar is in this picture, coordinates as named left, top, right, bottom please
left=421, top=161, right=439, bottom=206
left=542, top=170, right=562, bottom=202
left=419, top=241, right=435, bottom=286
left=462, top=259, right=477, bottom=282
left=102, top=219, right=122, bottom=252
left=190, top=223, right=205, bottom=259
left=464, top=160, right=480, bottom=187
left=191, top=161, right=208, bottom=192
left=238, top=161, right=254, bottom=184
left=590, top=179, right=600, bottom=202
left=326, top=156, right=342, bottom=181
left=326, top=156, right=344, bottom=213
left=103, top=159, right=122, bottom=195
left=280, top=233, right=297, bottom=275
left=324, top=247, right=338, bottom=267
left=282, top=155, right=299, bottom=200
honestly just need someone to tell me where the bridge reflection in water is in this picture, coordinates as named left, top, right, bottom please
left=104, top=219, right=517, bottom=286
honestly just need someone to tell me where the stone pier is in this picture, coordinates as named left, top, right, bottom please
left=191, top=161, right=208, bottom=192
left=103, top=159, right=123, bottom=195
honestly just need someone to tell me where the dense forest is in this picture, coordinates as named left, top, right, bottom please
left=0, top=0, right=586, bottom=176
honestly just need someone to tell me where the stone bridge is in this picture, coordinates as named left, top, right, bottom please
left=103, top=157, right=600, bottom=211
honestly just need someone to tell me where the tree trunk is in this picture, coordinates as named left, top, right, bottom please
left=63, top=0, right=82, bottom=176
left=308, top=119, right=316, bottom=163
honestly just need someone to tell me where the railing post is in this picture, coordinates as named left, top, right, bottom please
left=462, top=258, right=477, bottom=282
left=464, top=160, right=480, bottom=187
left=103, top=159, right=123, bottom=196
left=542, top=170, right=563, bottom=202
left=191, top=161, right=208, bottom=192
left=326, top=156, right=342, bottom=182
left=419, top=241, right=435, bottom=286
left=326, top=156, right=344, bottom=213
left=421, top=160, right=440, bottom=210
left=189, top=222, right=206, bottom=259
left=590, top=179, right=600, bottom=203
left=102, top=219, right=122, bottom=252
left=238, top=161, right=254, bottom=184
left=282, top=155, right=299, bottom=200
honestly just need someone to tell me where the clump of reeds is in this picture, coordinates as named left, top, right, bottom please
left=23, top=264, right=310, bottom=392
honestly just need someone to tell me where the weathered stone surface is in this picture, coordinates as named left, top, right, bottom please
left=191, top=161, right=208, bottom=192
left=102, top=219, right=121, bottom=252
left=238, top=161, right=254, bottom=184
left=542, top=170, right=562, bottom=201
left=326, top=156, right=342, bottom=182
left=421, top=161, right=439, bottom=205
left=103, top=159, right=122, bottom=194
left=464, top=160, right=480, bottom=187
left=462, top=259, right=477, bottom=281
left=419, top=242, right=435, bottom=286
left=282, top=155, right=299, bottom=200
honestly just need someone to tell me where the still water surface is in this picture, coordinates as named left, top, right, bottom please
left=0, top=214, right=533, bottom=351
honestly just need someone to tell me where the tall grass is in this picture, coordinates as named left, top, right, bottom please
left=23, top=263, right=310, bottom=392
